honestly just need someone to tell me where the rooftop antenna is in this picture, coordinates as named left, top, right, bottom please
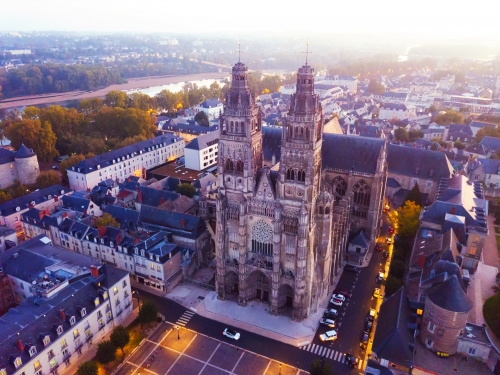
left=236, top=40, right=244, bottom=62
left=302, top=39, right=312, bottom=65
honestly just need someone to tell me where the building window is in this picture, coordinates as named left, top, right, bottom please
left=73, top=329, right=80, bottom=339
left=33, top=360, right=41, bottom=371
left=468, top=347, right=476, bottom=355
left=69, top=316, right=76, bottom=325
left=427, top=321, right=435, bottom=333
left=61, top=339, right=68, bottom=349
left=29, top=346, right=37, bottom=356
left=94, top=297, right=100, bottom=307
left=13, top=358, right=22, bottom=368
left=426, top=338, right=433, bottom=348
left=43, top=336, right=50, bottom=346
left=122, top=280, right=127, bottom=288
left=113, top=286, right=118, bottom=295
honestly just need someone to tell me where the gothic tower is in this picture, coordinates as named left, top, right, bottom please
left=276, top=63, right=324, bottom=320
left=215, top=61, right=263, bottom=303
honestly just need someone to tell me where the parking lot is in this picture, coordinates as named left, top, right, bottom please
left=115, top=322, right=309, bottom=375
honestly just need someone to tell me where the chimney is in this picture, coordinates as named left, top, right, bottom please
left=417, top=254, right=426, bottom=268
left=180, top=218, right=185, bottom=227
left=98, top=226, right=106, bottom=238
left=59, top=309, right=66, bottom=321
left=159, top=198, right=165, bottom=205
left=16, top=339, right=24, bottom=352
left=61, top=212, right=67, bottom=218
left=133, top=238, right=140, bottom=245
left=39, top=210, right=46, bottom=220
left=450, top=207, right=456, bottom=215
left=90, top=265, right=99, bottom=278
left=54, top=195, right=59, bottom=202
left=137, top=191, right=143, bottom=203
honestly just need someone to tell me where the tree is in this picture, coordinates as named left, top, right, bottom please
left=384, top=276, right=403, bottom=297
left=394, top=127, right=409, bottom=142
left=0, top=190, right=12, bottom=204
left=110, top=325, right=130, bottom=356
left=104, top=90, right=128, bottom=108
left=78, top=98, right=103, bottom=116
left=454, top=140, right=466, bottom=150
left=406, top=182, right=422, bottom=206
left=76, top=361, right=98, bottom=375
left=139, top=300, right=158, bottom=325
left=194, top=111, right=209, bottom=127
left=95, top=340, right=116, bottom=364
left=36, top=170, right=62, bottom=188
left=310, top=358, right=333, bottom=375
left=397, top=200, right=421, bottom=238
left=95, top=213, right=120, bottom=229
left=408, top=129, right=423, bottom=142
left=475, top=126, right=500, bottom=143
left=492, top=273, right=500, bottom=295
left=390, top=260, right=406, bottom=279
left=60, top=154, right=86, bottom=184
left=368, top=79, right=385, bottom=94
left=176, top=183, right=196, bottom=198
left=434, top=110, right=464, bottom=125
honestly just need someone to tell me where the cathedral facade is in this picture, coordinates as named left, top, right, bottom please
left=215, top=60, right=386, bottom=321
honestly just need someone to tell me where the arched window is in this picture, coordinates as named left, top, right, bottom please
left=235, top=122, right=239, bottom=133
left=225, top=159, right=234, bottom=171
left=306, top=127, right=310, bottom=140
left=236, top=160, right=244, bottom=173
left=353, top=179, right=371, bottom=206
left=297, top=170, right=305, bottom=182
left=300, top=127, right=304, bottom=138
left=325, top=207, right=330, bottom=214
left=290, top=169, right=295, bottom=180
left=288, top=126, right=292, bottom=137
left=251, top=220, right=274, bottom=256
left=241, top=121, right=245, bottom=130
left=230, top=121, right=234, bottom=133
left=332, top=176, right=347, bottom=198
left=294, top=127, right=298, bottom=137
left=318, top=206, right=324, bottom=214
left=286, top=169, right=291, bottom=180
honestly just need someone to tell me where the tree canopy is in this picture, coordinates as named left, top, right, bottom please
left=96, top=213, right=120, bottom=229
left=139, top=300, right=158, bottom=325
left=394, top=127, right=409, bottom=142
left=176, top=183, right=196, bottom=198
left=110, top=325, right=130, bottom=356
left=194, top=111, right=209, bottom=127
left=60, top=154, right=86, bottom=184
left=476, top=126, right=500, bottom=143
left=36, top=170, right=62, bottom=189
left=406, top=182, right=422, bottom=206
left=310, top=358, right=333, bottom=375
left=95, top=340, right=116, bottom=364
left=368, top=79, right=385, bottom=94
left=76, top=361, right=98, bottom=375
left=434, top=110, right=464, bottom=125
left=397, top=200, right=421, bottom=238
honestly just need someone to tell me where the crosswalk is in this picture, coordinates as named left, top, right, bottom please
left=175, top=310, right=195, bottom=327
left=301, top=344, right=363, bottom=369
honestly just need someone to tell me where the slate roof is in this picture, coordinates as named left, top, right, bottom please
left=387, top=144, right=454, bottom=181
left=479, top=136, right=500, bottom=152
left=380, top=103, right=407, bottom=111
left=448, top=123, right=473, bottom=136
left=372, top=288, right=415, bottom=367
left=478, top=158, right=500, bottom=174
left=139, top=206, right=205, bottom=239
left=0, top=148, right=15, bottom=164
left=0, top=185, right=71, bottom=217
left=102, top=205, right=140, bottom=230
left=71, top=134, right=183, bottom=175
left=426, top=274, right=472, bottom=312
left=61, top=195, right=91, bottom=213
left=322, top=134, right=384, bottom=174
left=349, top=229, right=370, bottom=247
left=139, top=186, right=180, bottom=207
left=262, top=126, right=282, bottom=166
left=14, top=144, right=36, bottom=159
left=386, top=178, right=401, bottom=188
left=470, top=120, right=497, bottom=129
left=185, top=130, right=220, bottom=151
left=197, top=99, right=222, bottom=108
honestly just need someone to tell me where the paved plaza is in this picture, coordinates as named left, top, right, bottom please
left=115, top=321, right=310, bottom=375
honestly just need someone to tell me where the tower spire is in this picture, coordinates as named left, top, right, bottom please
left=302, top=41, right=312, bottom=65
left=236, top=41, right=244, bottom=63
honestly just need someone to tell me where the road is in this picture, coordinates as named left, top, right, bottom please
left=134, top=214, right=393, bottom=374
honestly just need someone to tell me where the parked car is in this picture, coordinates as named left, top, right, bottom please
left=223, top=328, right=240, bottom=340
left=386, top=237, right=393, bottom=245
left=366, top=308, right=376, bottom=322
left=333, top=289, right=351, bottom=299
left=331, top=294, right=346, bottom=302
left=375, top=243, right=383, bottom=251
left=319, top=330, right=338, bottom=342
left=383, top=251, right=389, bottom=258
left=373, top=288, right=381, bottom=299
left=389, top=227, right=394, bottom=234
left=345, top=353, right=358, bottom=367
left=330, top=298, right=343, bottom=306
left=376, top=272, right=385, bottom=283
left=344, top=265, right=359, bottom=273
left=320, top=318, right=336, bottom=328
left=365, top=320, right=373, bottom=332
left=324, top=308, right=338, bottom=316
left=360, top=330, right=369, bottom=346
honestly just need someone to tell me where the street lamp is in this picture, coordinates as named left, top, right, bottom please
left=279, top=363, right=281, bottom=375
left=176, top=325, right=180, bottom=340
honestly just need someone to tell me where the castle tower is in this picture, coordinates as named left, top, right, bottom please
left=276, top=62, right=324, bottom=320
left=14, top=144, right=39, bottom=185
left=215, top=60, right=263, bottom=303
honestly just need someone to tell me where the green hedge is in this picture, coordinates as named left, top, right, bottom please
left=483, top=294, right=500, bottom=339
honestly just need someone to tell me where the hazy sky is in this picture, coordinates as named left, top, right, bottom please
left=1, top=0, right=499, bottom=41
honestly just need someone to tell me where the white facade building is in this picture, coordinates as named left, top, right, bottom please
left=67, top=134, right=185, bottom=191
left=378, top=103, right=416, bottom=121
left=195, top=99, right=224, bottom=119
left=184, top=130, right=220, bottom=171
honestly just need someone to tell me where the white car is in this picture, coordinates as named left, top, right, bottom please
left=330, top=298, right=343, bottom=306
left=319, top=330, right=338, bottom=342
left=320, top=318, right=336, bottom=328
left=223, top=328, right=240, bottom=340
left=331, top=294, right=346, bottom=302
left=325, top=308, right=338, bottom=316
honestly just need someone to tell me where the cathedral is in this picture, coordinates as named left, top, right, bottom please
left=214, top=59, right=387, bottom=321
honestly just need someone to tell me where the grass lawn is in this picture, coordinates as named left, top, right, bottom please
left=483, top=294, right=500, bottom=341
left=95, top=319, right=147, bottom=375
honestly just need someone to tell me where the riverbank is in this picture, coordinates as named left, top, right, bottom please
left=0, top=72, right=229, bottom=109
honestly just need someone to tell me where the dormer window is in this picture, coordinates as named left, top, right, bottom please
left=113, top=286, right=118, bottom=295
left=57, top=325, right=63, bottom=336
left=134, top=248, right=138, bottom=255
left=80, top=308, right=87, bottom=317
left=69, top=316, right=76, bottom=325
left=29, top=345, right=37, bottom=357
left=103, top=291, right=108, bottom=299
left=110, top=241, right=114, bottom=247
left=43, top=335, right=50, bottom=346
left=11, top=357, right=22, bottom=369
left=141, top=250, right=145, bottom=257
left=0, top=368, right=7, bottom=375
left=94, top=297, right=100, bottom=307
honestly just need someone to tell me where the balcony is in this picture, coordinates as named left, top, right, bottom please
left=98, top=324, right=105, bottom=331
left=48, top=351, right=55, bottom=360
left=106, top=315, right=113, bottom=323
left=116, top=309, right=123, bottom=317
left=105, top=305, right=111, bottom=313
left=124, top=300, right=131, bottom=309
left=61, top=343, right=68, bottom=350
left=34, top=362, right=42, bottom=371
left=86, top=333, right=93, bottom=342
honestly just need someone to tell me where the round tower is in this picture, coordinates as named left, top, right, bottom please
left=14, top=144, right=40, bottom=185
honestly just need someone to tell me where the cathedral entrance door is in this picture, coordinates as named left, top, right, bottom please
left=247, top=270, right=270, bottom=303
left=256, top=289, right=262, bottom=299
left=263, top=291, right=269, bottom=302
left=286, top=296, right=293, bottom=307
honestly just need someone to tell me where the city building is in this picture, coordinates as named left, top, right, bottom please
left=378, top=103, right=415, bottom=121
left=215, top=61, right=355, bottom=320
left=0, top=235, right=132, bottom=375
left=184, top=130, right=220, bottom=171
left=195, top=99, right=224, bottom=119
left=0, top=270, right=16, bottom=316
left=0, top=227, right=17, bottom=252
left=67, top=134, right=185, bottom=191
left=0, top=144, right=40, bottom=189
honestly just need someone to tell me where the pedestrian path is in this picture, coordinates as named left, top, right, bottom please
left=175, top=310, right=195, bottom=327
left=300, top=344, right=363, bottom=369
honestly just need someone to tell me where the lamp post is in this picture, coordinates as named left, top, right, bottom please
left=176, top=325, right=180, bottom=340
left=279, top=363, right=281, bottom=375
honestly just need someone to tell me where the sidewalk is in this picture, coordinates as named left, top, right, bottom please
left=60, top=307, right=139, bottom=375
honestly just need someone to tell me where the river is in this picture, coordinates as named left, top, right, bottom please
left=126, top=78, right=226, bottom=97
